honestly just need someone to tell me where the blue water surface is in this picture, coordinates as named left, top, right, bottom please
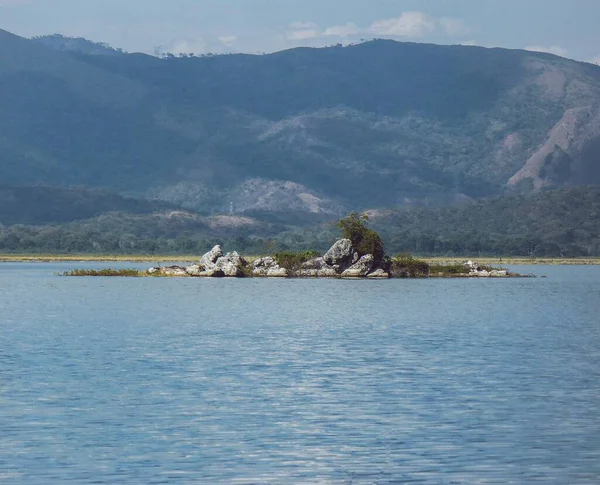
left=1, top=263, right=599, bottom=484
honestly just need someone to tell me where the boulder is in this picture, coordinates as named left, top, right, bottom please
left=490, top=270, right=508, bottom=277
left=185, top=264, right=203, bottom=276
left=470, top=270, right=490, bottom=277
left=465, top=260, right=480, bottom=271
left=161, top=265, right=187, bottom=276
left=215, top=251, right=248, bottom=277
left=323, top=239, right=355, bottom=269
left=367, top=268, right=390, bottom=279
left=297, top=267, right=338, bottom=277
left=301, top=257, right=328, bottom=270
left=266, top=267, right=288, bottom=277
left=253, top=256, right=286, bottom=277
left=199, top=268, right=225, bottom=277
left=147, top=267, right=160, bottom=275
left=200, top=245, right=223, bottom=269
left=341, top=254, right=375, bottom=278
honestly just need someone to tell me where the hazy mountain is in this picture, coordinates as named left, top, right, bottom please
left=2, top=28, right=600, bottom=217
left=31, top=34, right=125, bottom=56
left=0, top=186, right=173, bottom=225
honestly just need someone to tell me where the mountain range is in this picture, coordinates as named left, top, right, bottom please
left=1, top=28, right=600, bottom=255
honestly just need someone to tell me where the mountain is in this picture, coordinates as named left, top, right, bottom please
left=1, top=186, right=599, bottom=256
left=274, top=186, right=600, bottom=257
left=2, top=28, right=600, bottom=217
left=0, top=186, right=173, bottom=225
left=31, top=34, right=125, bottom=56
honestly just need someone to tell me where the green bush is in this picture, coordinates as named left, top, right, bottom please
left=391, top=253, right=430, bottom=277
left=274, top=250, right=320, bottom=271
left=337, top=213, right=385, bottom=261
left=61, top=268, right=143, bottom=277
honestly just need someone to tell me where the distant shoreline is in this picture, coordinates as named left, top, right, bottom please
left=1, top=254, right=599, bottom=265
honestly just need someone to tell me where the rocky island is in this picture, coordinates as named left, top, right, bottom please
left=62, top=214, right=529, bottom=278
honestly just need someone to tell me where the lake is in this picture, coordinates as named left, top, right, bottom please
left=1, top=263, right=599, bottom=484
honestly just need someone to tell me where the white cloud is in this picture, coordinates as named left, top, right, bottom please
left=290, top=21, right=318, bottom=30
left=287, top=21, right=320, bottom=40
left=287, top=29, right=320, bottom=40
left=219, top=35, right=237, bottom=46
left=287, top=12, right=471, bottom=43
left=525, top=45, right=568, bottom=57
left=369, top=11, right=436, bottom=37
left=322, top=22, right=361, bottom=37
left=439, top=17, right=471, bottom=36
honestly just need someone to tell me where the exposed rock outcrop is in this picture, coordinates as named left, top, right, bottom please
left=252, top=256, right=288, bottom=277
left=200, top=245, right=223, bottom=270
left=215, top=251, right=248, bottom=277
left=367, top=269, right=390, bottom=279
left=323, top=239, right=356, bottom=269
left=341, top=254, right=375, bottom=278
left=160, top=265, right=187, bottom=276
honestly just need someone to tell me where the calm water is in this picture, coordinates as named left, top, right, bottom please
left=1, top=263, right=599, bottom=484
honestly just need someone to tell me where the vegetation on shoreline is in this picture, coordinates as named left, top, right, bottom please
left=1, top=187, right=600, bottom=258
left=61, top=268, right=146, bottom=277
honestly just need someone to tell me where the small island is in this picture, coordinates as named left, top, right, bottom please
left=63, top=214, right=530, bottom=279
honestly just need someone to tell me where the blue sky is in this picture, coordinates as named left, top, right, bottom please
left=1, top=0, right=599, bottom=63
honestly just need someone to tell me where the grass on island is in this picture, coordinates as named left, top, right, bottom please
left=60, top=268, right=147, bottom=277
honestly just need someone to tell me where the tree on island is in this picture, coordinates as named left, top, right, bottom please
left=337, top=212, right=385, bottom=262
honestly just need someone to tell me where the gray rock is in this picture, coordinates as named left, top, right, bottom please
left=301, top=257, right=327, bottom=270
left=185, top=264, right=203, bottom=276
left=253, top=256, right=278, bottom=269
left=199, top=268, right=225, bottom=277
left=341, top=254, right=374, bottom=278
left=252, top=256, right=280, bottom=276
left=200, top=245, right=223, bottom=269
left=490, top=270, right=508, bottom=277
left=465, top=260, right=480, bottom=271
left=215, top=251, right=248, bottom=277
left=367, top=268, right=390, bottom=279
left=323, top=239, right=355, bottom=268
left=297, top=267, right=338, bottom=277
left=341, top=268, right=363, bottom=278
left=470, top=270, right=490, bottom=277
left=161, top=265, right=188, bottom=276
left=266, top=267, right=288, bottom=277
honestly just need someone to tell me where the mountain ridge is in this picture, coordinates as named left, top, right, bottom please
left=1, top=29, right=600, bottom=216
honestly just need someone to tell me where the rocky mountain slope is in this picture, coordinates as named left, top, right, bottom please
left=1, top=28, right=600, bottom=217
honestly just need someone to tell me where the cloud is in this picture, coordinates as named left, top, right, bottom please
left=323, top=22, right=361, bottom=37
left=219, top=35, right=237, bottom=46
left=287, top=12, right=471, bottom=42
left=287, top=21, right=320, bottom=40
left=439, top=17, right=471, bottom=36
left=369, top=11, right=436, bottom=37
left=525, top=45, right=568, bottom=57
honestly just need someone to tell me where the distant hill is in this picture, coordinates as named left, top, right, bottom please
left=273, top=186, right=600, bottom=257
left=1, top=186, right=599, bottom=257
left=31, top=34, right=125, bottom=56
left=0, top=186, right=173, bottom=225
left=2, top=28, right=600, bottom=219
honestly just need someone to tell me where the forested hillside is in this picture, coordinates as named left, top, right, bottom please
left=2, top=28, right=600, bottom=255
left=2, top=28, right=600, bottom=214
left=1, top=187, right=599, bottom=257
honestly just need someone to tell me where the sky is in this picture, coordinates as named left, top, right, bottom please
left=1, top=0, right=599, bottom=63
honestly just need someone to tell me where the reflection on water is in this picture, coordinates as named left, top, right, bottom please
left=1, top=263, right=600, bottom=483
